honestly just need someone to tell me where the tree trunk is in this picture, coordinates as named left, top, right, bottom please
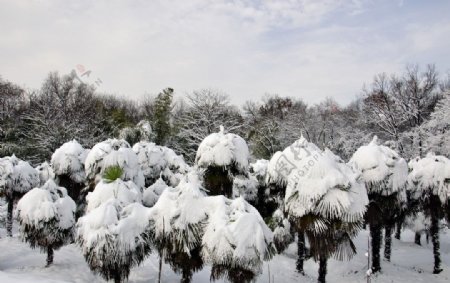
left=7, top=197, right=14, bottom=237
left=395, top=221, right=402, bottom=240
left=430, top=210, right=442, bottom=274
left=414, top=232, right=421, bottom=246
left=181, top=268, right=192, bottom=283
left=318, top=256, right=327, bottom=283
left=384, top=225, right=393, bottom=261
left=114, top=274, right=121, bottom=283
left=370, top=224, right=382, bottom=273
left=46, top=245, right=54, bottom=267
left=296, top=231, right=305, bottom=275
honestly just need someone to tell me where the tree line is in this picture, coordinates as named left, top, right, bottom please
left=1, top=64, right=449, bottom=166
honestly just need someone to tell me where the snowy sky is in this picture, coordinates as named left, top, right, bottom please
left=1, top=0, right=450, bottom=105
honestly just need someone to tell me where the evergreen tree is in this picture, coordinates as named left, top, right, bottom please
left=153, top=88, right=173, bottom=146
left=16, top=180, right=76, bottom=266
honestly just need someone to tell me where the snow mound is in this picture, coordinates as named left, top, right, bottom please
left=195, top=126, right=249, bottom=173
left=349, top=136, right=408, bottom=195
left=85, top=139, right=144, bottom=188
left=51, top=140, right=87, bottom=183
left=407, top=153, right=450, bottom=203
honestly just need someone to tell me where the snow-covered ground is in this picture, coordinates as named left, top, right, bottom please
left=0, top=223, right=449, bottom=283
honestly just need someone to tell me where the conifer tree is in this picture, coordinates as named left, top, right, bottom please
left=153, top=88, right=173, bottom=145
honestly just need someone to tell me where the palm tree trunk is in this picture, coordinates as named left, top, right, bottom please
left=370, top=223, right=382, bottom=273
left=296, top=230, right=305, bottom=274
left=430, top=209, right=442, bottom=274
left=414, top=232, right=421, bottom=245
left=181, top=268, right=192, bottom=283
left=7, top=197, right=14, bottom=237
left=395, top=220, right=402, bottom=240
left=46, top=245, right=54, bottom=266
left=318, top=256, right=327, bottom=283
left=384, top=225, right=393, bottom=261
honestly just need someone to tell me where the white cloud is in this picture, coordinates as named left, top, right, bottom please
left=0, top=0, right=449, bottom=106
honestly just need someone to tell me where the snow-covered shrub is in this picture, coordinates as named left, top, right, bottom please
left=119, top=120, right=153, bottom=145
left=132, top=141, right=189, bottom=187
left=349, top=136, right=408, bottom=271
left=407, top=153, right=450, bottom=274
left=84, top=138, right=144, bottom=190
left=51, top=140, right=88, bottom=203
left=195, top=125, right=249, bottom=197
left=271, top=208, right=293, bottom=253
left=202, top=196, right=276, bottom=283
left=35, top=162, right=55, bottom=186
left=76, top=166, right=151, bottom=283
left=285, top=137, right=368, bottom=282
left=16, top=180, right=76, bottom=266
left=142, top=177, right=169, bottom=207
left=0, top=155, right=40, bottom=236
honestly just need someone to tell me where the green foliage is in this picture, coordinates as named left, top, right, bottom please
left=103, top=166, right=124, bottom=183
left=153, top=88, right=173, bottom=145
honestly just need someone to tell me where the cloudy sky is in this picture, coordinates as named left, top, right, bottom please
left=1, top=0, right=449, bottom=105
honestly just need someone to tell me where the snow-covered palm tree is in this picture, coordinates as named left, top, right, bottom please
left=148, top=172, right=208, bottom=283
left=149, top=171, right=275, bottom=283
left=76, top=166, right=151, bottom=283
left=408, top=153, right=450, bottom=274
left=132, top=141, right=189, bottom=187
left=84, top=138, right=144, bottom=191
left=0, top=155, right=40, bottom=236
left=16, top=180, right=76, bottom=266
left=51, top=140, right=88, bottom=204
left=202, top=196, right=275, bottom=283
left=285, top=138, right=368, bottom=283
left=349, top=136, right=408, bottom=272
left=195, top=126, right=249, bottom=197
left=266, top=136, right=322, bottom=274
left=249, top=159, right=279, bottom=218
